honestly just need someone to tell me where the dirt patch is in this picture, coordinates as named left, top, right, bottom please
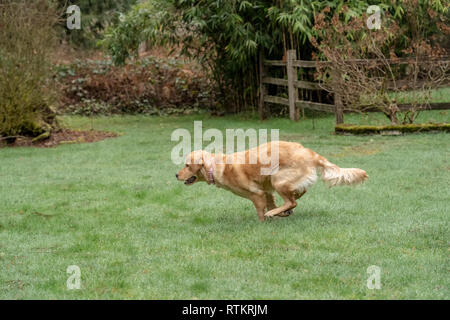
left=1, top=129, right=118, bottom=148
left=330, top=144, right=383, bottom=158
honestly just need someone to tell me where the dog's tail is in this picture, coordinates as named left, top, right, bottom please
left=316, top=156, right=368, bottom=187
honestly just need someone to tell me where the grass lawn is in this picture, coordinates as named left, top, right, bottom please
left=392, top=87, right=450, bottom=104
left=0, top=111, right=449, bottom=299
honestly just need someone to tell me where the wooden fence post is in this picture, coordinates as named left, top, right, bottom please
left=333, top=69, right=344, bottom=124
left=287, top=50, right=298, bottom=121
left=297, top=50, right=305, bottom=120
left=258, top=51, right=266, bottom=120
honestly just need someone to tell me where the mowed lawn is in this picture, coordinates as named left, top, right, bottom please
left=0, top=111, right=449, bottom=299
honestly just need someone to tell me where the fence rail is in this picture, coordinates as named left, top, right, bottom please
left=263, top=95, right=335, bottom=113
left=265, top=56, right=450, bottom=68
left=262, top=77, right=322, bottom=90
left=259, top=50, right=338, bottom=121
left=259, top=50, right=449, bottom=122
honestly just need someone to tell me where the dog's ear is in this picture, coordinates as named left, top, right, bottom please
left=201, top=151, right=207, bottom=165
left=202, top=151, right=214, bottom=168
left=199, top=151, right=212, bottom=179
left=188, top=151, right=204, bottom=165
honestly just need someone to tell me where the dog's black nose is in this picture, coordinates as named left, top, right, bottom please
left=176, top=173, right=178, bottom=179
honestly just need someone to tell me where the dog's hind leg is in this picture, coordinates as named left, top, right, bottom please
left=265, top=193, right=293, bottom=218
left=264, top=186, right=297, bottom=218
left=277, top=191, right=307, bottom=217
left=294, top=190, right=307, bottom=200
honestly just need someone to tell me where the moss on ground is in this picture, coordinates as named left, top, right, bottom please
left=336, top=123, right=450, bottom=135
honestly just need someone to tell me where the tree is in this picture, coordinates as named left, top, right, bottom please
left=102, top=0, right=448, bottom=112
left=0, top=0, right=59, bottom=139
left=57, top=0, right=138, bottom=47
left=312, top=1, right=449, bottom=125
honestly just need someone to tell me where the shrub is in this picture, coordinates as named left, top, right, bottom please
left=0, top=0, right=58, bottom=138
left=312, top=1, right=449, bottom=125
left=57, top=57, right=215, bottom=115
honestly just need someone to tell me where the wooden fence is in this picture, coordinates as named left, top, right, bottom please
left=259, top=50, right=340, bottom=122
left=259, top=50, right=450, bottom=123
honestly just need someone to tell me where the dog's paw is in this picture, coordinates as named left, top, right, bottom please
left=264, top=211, right=277, bottom=217
left=277, top=210, right=293, bottom=217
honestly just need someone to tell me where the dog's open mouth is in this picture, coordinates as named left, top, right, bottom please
left=185, top=176, right=197, bottom=185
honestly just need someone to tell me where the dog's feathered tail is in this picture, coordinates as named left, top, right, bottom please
left=316, top=156, right=368, bottom=187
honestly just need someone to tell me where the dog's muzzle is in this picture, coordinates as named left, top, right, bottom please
left=184, top=176, right=197, bottom=185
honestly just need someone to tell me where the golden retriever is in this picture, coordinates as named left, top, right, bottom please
left=176, top=141, right=368, bottom=221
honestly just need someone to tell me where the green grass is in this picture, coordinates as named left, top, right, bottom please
left=1, top=111, right=449, bottom=299
left=392, top=87, right=450, bottom=104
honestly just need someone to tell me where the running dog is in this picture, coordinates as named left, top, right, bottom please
left=176, top=141, right=368, bottom=221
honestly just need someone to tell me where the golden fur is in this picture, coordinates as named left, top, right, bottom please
left=176, top=141, right=368, bottom=221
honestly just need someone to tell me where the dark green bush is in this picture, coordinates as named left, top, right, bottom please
left=56, top=0, right=138, bottom=48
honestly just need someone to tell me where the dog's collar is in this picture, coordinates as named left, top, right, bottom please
left=208, top=164, right=215, bottom=185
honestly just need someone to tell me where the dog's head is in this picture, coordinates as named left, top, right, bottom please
left=176, top=150, right=211, bottom=186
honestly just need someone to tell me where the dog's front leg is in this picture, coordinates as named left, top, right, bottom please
left=250, top=194, right=267, bottom=222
